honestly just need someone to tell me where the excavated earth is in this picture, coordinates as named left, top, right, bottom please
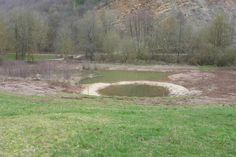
left=88, top=64, right=236, bottom=105
left=0, top=63, right=235, bottom=105
left=167, top=70, right=236, bottom=105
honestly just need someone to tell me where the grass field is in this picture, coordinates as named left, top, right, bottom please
left=0, top=93, right=236, bottom=156
left=80, top=70, right=168, bottom=84
left=198, top=65, right=218, bottom=72
left=0, top=53, right=58, bottom=61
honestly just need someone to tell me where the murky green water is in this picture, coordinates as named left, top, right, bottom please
left=99, top=84, right=169, bottom=97
left=80, top=70, right=168, bottom=84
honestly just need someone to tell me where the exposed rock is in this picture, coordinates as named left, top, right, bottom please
left=32, top=74, right=41, bottom=81
left=97, top=0, right=236, bottom=27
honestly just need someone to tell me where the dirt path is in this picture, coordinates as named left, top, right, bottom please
left=94, top=63, right=199, bottom=72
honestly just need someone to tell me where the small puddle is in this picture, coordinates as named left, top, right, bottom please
left=98, top=84, right=169, bottom=97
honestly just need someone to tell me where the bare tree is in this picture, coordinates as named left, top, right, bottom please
left=9, top=8, right=48, bottom=61
left=126, top=10, right=154, bottom=58
left=208, top=12, right=234, bottom=48
left=158, top=15, right=178, bottom=54
left=46, top=6, right=61, bottom=52
left=29, top=13, right=49, bottom=61
left=0, top=16, right=7, bottom=52
left=78, top=11, right=102, bottom=61
left=176, top=11, right=185, bottom=62
left=102, top=30, right=120, bottom=55
left=99, top=9, right=116, bottom=35
left=55, top=25, right=75, bottom=57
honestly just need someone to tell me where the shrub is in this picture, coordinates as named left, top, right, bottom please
left=118, top=37, right=137, bottom=63
left=188, top=44, right=218, bottom=65
left=102, top=31, right=120, bottom=55
left=0, top=61, right=73, bottom=80
left=215, top=47, right=236, bottom=66
left=188, top=44, right=236, bottom=66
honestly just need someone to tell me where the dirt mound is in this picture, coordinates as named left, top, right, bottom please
left=169, top=72, right=216, bottom=82
left=0, top=81, right=62, bottom=96
left=168, top=70, right=236, bottom=104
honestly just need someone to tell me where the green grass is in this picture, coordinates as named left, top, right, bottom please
left=0, top=53, right=58, bottom=61
left=99, top=84, right=169, bottom=97
left=198, top=66, right=218, bottom=72
left=0, top=93, right=236, bottom=156
left=80, top=70, right=168, bottom=84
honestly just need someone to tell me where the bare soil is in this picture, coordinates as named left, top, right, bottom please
left=0, top=80, right=61, bottom=96
left=0, top=79, right=81, bottom=96
left=91, top=64, right=236, bottom=105
left=0, top=62, right=235, bottom=105
left=167, top=70, right=236, bottom=105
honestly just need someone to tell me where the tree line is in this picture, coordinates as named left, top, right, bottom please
left=0, top=3, right=235, bottom=66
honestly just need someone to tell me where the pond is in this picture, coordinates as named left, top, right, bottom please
left=98, top=84, right=170, bottom=97
left=80, top=70, right=168, bottom=84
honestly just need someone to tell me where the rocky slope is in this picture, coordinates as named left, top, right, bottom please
left=1, top=0, right=235, bottom=22
left=98, top=0, right=236, bottom=25
left=0, top=0, right=235, bottom=28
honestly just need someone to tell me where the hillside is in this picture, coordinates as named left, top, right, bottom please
left=97, top=0, right=236, bottom=25
left=0, top=0, right=235, bottom=24
left=0, top=0, right=235, bottom=62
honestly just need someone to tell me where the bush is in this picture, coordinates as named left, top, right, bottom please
left=0, top=60, right=73, bottom=80
left=215, top=47, right=236, bottom=66
left=188, top=44, right=236, bottom=66
left=188, top=45, right=218, bottom=65
left=118, top=37, right=137, bottom=63
left=102, top=31, right=120, bottom=55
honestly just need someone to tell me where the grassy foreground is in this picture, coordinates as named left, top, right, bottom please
left=0, top=94, right=236, bottom=157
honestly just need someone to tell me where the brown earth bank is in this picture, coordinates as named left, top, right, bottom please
left=87, top=64, right=236, bottom=105
left=139, top=73, right=236, bottom=105
left=0, top=62, right=235, bottom=105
